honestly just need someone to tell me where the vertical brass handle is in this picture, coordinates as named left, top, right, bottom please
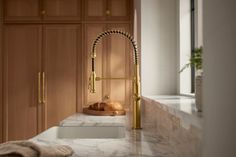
left=38, top=72, right=42, bottom=104
left=42, top=72, right=46, bottom=104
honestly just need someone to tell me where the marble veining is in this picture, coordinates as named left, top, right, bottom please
left=31, top=95, right=202, bottom=157
left=32, top=114, right=175, bottom=157
left=32, top=129, right=175, bottom=157
left=60, top=113, right=126, bottom=127
left=143, top=95, right=203, bottom=129
left=142, top=96, right=202, bottom=157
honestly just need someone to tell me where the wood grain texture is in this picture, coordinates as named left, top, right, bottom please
left=43, top=25, right=79, bottom=129
left=43, top=0, right=81, bottom=21
left=83, top=24, right=132, bottom=109
left=83, top=107, right=125, bottom=116
left=107, top=0, right=130, bottom=21
left=84, top=24, right=106, bottom=106
left=0, top=0, right=3, bottom=143
left=84, top=0, right=130, bottom=21
left=107, top=24, right=131, bottom=108
left=4, top=0, right=41, bottom=21
left=84, top=0, right=106, bottom=21
left=3, top=25, right=41, bottom=141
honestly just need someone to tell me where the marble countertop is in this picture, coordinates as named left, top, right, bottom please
left=143, top=95, right=198, bottom=114
left=32, top=113, right=175, bottom=157
left=60, top=113, right=125, bottom=127
left=142, top=95, right=203, bottom=129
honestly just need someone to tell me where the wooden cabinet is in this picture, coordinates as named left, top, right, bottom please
left=84, top=0, right=131, bottom=21
left=43, top=0, right=81, bottom=21
left=3, top=25, right=42, bottom=141
left=84, top=24, right=106, bottom=105
left=84, top=0, right=106, bottom=21
left=0, top=1, right=3, bottom=142
left=106, top=24, right=132, bottom=107
left=4, top=0, right=82, bottom=22
left=43, top=25, right=80, bottom=128
left=1, top=0, right=133, bottom=142
left=4, top=0, right=41, bottom=21
left=84, top=24, right=132, bottom=108
left=3, top=25, right=81, bottom=141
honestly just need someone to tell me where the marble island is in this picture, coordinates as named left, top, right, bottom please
left=31, top=95, right=202, bottom=157
left=32, top=113, right=175, bottom=157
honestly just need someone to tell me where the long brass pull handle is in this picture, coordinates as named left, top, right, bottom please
left=42, top=72, right=46, bottom=104
left=38, top=72, right=42, bottom=104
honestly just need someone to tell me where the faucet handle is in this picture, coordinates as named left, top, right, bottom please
left=88, top=76, right=92, bottom=90
left=88, top=72, right=96, bottom=93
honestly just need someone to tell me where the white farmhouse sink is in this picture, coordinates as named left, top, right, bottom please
left=36, top=126, right=125, bottom=140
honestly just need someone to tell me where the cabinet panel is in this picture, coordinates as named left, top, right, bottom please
left=4, top=25, right=41, bottom=141
left=84, top=24, right=132, bottom=108
left=4, top=0, right=41, bottom=21
left=107, top=0, right=130, bottom=21
left=107, top=24, right=131, bottom=107
left=43, top=25, right=79, bottom=128
left=84, top=0, right=106, bottom=21
left=84, top=24, right=107, bottom=105
left=43, top=0, right=81, bottom=21
left=84, top=0, right=131, bottom=21
left=0, top=9, right=2, bottom=143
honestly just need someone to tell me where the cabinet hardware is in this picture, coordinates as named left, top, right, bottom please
left=41, top=10, right=46, bottom=15
left=42, top=72, right=46, bottom=104
left=105, top=10, right=110, bottom=15
left=38, top=72, right=42, bottom=104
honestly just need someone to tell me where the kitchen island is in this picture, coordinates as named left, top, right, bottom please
left=31, top=113, right=174, bottom=157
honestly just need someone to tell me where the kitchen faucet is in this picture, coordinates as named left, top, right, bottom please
left=88, top=30, right=141, bottom=129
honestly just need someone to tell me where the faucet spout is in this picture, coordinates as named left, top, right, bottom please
left=88, top=30, right=141, bottom=129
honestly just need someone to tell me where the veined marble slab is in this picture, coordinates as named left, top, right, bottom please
left=32, top=113, right=175, bottom=157
left=60, top=113, right=126, bottom=127
left=31, top=96, right=203, bottom=157
left=143, top=95, right=203, bottom=129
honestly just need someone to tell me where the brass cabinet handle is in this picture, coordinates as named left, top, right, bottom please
left=38, top=72, right=42, bottom=104
left=42, top=72, right=46, bottom=104
left=105, top=10, right=110, bottom=15
left=41, top=10, right=46, bottom=15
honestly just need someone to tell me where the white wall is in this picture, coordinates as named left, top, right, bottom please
left=141, top=0, right=178, bottom=95
left=179, top=0, right=191, bottom=94
left=133, top=0, right=141, bottom=61
left=203, top=0, right=236, bottom=157
left=195, top=0, right=203, bottom=47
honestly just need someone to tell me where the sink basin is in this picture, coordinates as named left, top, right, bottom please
left=36, top=126, right=125, bottom=140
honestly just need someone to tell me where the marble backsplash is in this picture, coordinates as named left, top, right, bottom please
left=141, top=96, right=203, bottom=157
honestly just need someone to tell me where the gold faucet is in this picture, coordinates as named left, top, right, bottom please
left=88, top=30, right=141, bottom=129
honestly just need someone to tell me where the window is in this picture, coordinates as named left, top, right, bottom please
left=179, top=0, right=202, bottom=95
left=191, top=0, right=195, bottom=93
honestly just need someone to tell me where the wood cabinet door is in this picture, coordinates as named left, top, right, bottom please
left=3, top=25, right=42, bottom=141
left=84, top=0, right=107, bottom=21
left=43, top=25, right=80, bottom=128
left=4, top=0, right=41, bottom=21
left=43, top=0, right=81, bottom=21
left=0, top=11, right=3, bottom=143
left=84, top=24, right=132, bottom=109
left=84, top=24, right=107, bottom=106
left=107, top=0, right=131, bottom=21
left=106, top=24, right=132, bottom=108
left=84, top=0, right=131, bottom=21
